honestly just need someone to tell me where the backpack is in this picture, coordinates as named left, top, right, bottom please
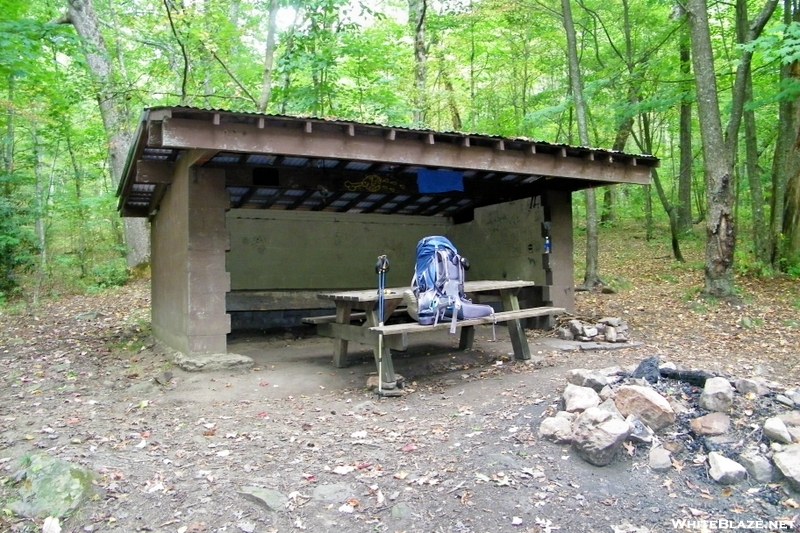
left=411, top=236, right=495, bottom=332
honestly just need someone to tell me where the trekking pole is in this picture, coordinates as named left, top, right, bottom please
left=375, top=255, right=389, bottom=396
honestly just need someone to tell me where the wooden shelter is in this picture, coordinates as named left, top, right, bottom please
left=117, top=106, right=657, bottom=357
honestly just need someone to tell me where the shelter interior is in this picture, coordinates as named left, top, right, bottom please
left=118, top=106, right=657, bottom=357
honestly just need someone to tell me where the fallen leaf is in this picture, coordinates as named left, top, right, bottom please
left=400, top=443, right=417, bottom=452
left=623, top=441, right=635, bottom=456
left=42, top=516, right=61, bottom=533
left=671, top=458, right=684, bottom=472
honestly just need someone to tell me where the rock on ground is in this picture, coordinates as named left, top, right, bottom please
left=614, top=385, right=675, bottom=431
left=772, top=445, right=800, bottom=491
left=708, top=452, right=747, bottom=485
left=699, top=377, right=734, bottom=412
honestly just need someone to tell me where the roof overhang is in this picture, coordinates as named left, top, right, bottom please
left=117, top=106, right=657, bottom=219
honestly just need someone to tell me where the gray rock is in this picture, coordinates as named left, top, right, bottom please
left=699, top=377, right=734, bottom=412
left=778, top=411, right=800, bottom=427
left=659, top=362, right=677, bottom=371
left=563, top=384, right=600, bottom=413
left=763, top=417, right=793, bottom=444
left=708, top=452, right=747, bottom=485
left=311, top=483, right=352, bottom=502
left=583, top=326, right=599, bottom=338
left=8, top=455, right=99, bottom=518
left=566, top=369, right=608, bottom=392
left=598, top=317, right=622, bottom=327
left=668, top=397, right=691, bottom=415
left=786, top=388, right=800, bottom=405
left=626, top=415, right=654, bottom=443
left=614, top=385, right=676, bottom=431
left=538, top=417, right=573, bottom=444
left=391, top=502, right=413, bottom=519
left=788, top=426, right=800, bottom=444
left=599, top=385, right=615, bottom=402
left=737, top=452, right=775, bottom=483
left=776, top=395, right=795, bottom=407
left=689, top=412, right=731, bottom=436
left=555, top=410, right=576, bottom=422
left=557, top=327, right=575, bottom=341
left=649, top=447, right=672, bottom=472
left=568, top=320, right=585, bottom=336
left=772, top=445, right=800, bottom=491
left=174, top=352, right=254, bottom=372
left=598, top=398, right=625, bottom=420
left=735, top=378, right=770, bottom=396
left=238, top=487, right=287, bottom=511
left=571, top=408, right=632, bottom=466
left=604, top=326, right=617, bottom=343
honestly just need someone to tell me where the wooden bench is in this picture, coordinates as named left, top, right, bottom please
left=371, top=306, right=565, bottom=354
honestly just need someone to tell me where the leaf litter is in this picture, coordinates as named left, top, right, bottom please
left=0, top=229, right=798, bottom=532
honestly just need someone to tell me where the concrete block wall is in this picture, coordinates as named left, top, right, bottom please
left=226, top=210, right=449, bottom=290
left=151, top=165, right=231, bottom=355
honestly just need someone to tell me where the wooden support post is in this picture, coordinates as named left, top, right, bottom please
left=500, top=290, right=531, bottom=360
left=332, top=304, right=352, bottom=368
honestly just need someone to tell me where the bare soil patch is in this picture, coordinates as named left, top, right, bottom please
left=1, top=229, right=799, bottom=532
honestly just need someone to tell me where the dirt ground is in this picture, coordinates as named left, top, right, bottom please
left=1, top=232, right=800, bottom=533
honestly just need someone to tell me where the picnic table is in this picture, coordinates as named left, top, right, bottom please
left=304, top=280, right=565, bottom=389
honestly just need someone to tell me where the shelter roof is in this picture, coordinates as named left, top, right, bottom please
left=118, top=106, right=657, bottom=219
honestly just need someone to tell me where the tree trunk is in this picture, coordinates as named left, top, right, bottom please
left=408, top=0, right=428, bottom=126
left=639, top=111, right=684, bottom=261
left=770, top=0, right=800, bottom=268
left=258, top=0, right=280, bottom=113
left=785, top=56, right=800, bottom=263
left=686, top=0, right=736, bottom=298
left=32, top=122, right=47, bottom=304
left=562, top=0, right=600, bottom=287
left=677, top=10, right=694, bottom=233
left=743, top=74, right=768, bottom=265
left=62, top=0, right=150, bottom=268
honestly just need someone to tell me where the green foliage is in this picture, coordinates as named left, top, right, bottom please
left=0, top=193, right=36, bottom=299
left=88, top=259, right=130, bottom=291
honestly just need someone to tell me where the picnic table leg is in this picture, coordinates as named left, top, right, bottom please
left=500, top=290, right=531, bottom=360
left=332, top=304, right=352, bottom=368
left=459, top=326, right=475, bottom=350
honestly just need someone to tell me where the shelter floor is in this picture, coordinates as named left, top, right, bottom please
left=225, top=325, right=556, bottom=397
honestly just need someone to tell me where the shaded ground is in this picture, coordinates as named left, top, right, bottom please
left=1, top=228, right=799, bottom=532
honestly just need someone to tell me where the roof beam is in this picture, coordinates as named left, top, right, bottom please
left=155, top=117, right=652, bottom=185
left=135, top=160, right=174, bottom=184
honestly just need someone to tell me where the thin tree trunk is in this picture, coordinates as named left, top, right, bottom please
left=686, top=0, right=736, bottom=298
left=743, top=74, right=768, bottom=264
left=31, top=123, right=47, bottom=304
left=678, top=9, right=694, bottom=232
left=644, top=184, right=653, bottom=240
left=638, top=111, right=684, bottom=261
left=66, top=132, right=88, bottom=279
left=258, top=0, right=279, bottom=113
left=59, top=0, right=150, bottom=268
left=408, top=0, right=428, bottom=126
left=2, top=76, right=13, bottom=198
left=562, top=0, right=600, bottom=287
left=279, top=8, right=301, bottom=114
left=436, top=49, right=462, bottom=130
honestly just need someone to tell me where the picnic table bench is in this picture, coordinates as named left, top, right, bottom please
left=305, top=280, right=564, bottom=389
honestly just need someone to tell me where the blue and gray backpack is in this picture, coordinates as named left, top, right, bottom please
left=412, top=236, right=495, bottom=332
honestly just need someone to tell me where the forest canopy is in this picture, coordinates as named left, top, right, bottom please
left=1, top=0, right=799, bottom=302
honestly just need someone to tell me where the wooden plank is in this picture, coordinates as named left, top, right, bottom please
left=316, top=280, right=536, bottom=303
left=318, top=322, right=407, bottom=350
left=302, top=307, right=408, bottom=325
left=370, top=307, right=565, bottom=335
